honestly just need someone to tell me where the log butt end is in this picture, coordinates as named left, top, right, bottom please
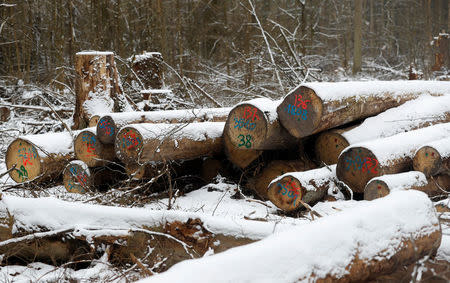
left=88, top=115, right=100, bottom=127
left=413, top=146, right=442, bottom=177
left=267, top=175, right=305, bottom=212
left=74, top=130, right=111, bottom=167
left=97, top=115, right=117, bottom=145
left=277, top=86, right=322, bottom=138
left=315, top=132, right=350, bottom=165
left=223, top=133, right=262, bottom=169
left=6, top=139, right=41, bottom=183
left=364, top=179, right=390, bottom=200
left=115, top=127, right=144, bottom=164
left=63, top=161, right=91, bottom=193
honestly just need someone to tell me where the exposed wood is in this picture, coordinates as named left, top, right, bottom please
left=315, top=127, right=353, bottom=165
left=115, top=122, right=224, bottom=165
left=97, top=107, right=231, bottom=145
left=88, top=115, right=100, bottom=127
left=5, top=131, right=77, bottom=183
left=73, top=51, right=130, bottom=130
left=223, top=131, right=262, bottom=169
left=129, top=52, right=164, bottom=89
left=267, top=165, right=338, bottom=212
left=247, top=159, right=317, bottom=200
left=224, top=98, right=297, bottom=150
left=364, top=172, right=450, bottom=200
left=74, top=128, right=116, bottom=167
left=277, top=81, right=450, bottom=139
left=0, top=106, right=11, bottom=121
left=413, top=137, right=450, bottom=176
left=336, top=123, right=450, bottom=193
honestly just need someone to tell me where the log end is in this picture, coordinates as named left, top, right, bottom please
left=277, top=86, right=322, bottom=138
left=315, top=132, right=350, bottom=165
left=223, top=133, right=262, bottom=169
left=115, top=127, right=144, bottom=164
left=97, top=115, right=117, bottom=145
left=223, top=103, right=268, bottom=150
left=5, top=139, right=41, bottom=183
left=413, top=146, right=442, bottom=177
left=364, top=179, right=390, bottom=200
left=63, top=161, right=91, bottom=193
left=89, top=115, right=100, bottom=127
left=267, top=175, right=305, bottom=212
left=74, top=130, right=106, bottom=167
left=336, top=147, right=380, bottom=193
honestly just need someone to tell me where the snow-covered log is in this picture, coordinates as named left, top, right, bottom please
left=5, top=130, right=80, bottom=183
left=223, top=131, right=262, bottom=169
left=336, top=123, right=450, bottom=193
left=315, top=95, right=450, bottom=164
left=141, top=190, right=441, bottom=283
left=413, top=137, right=450, bottom=177
left=223, top=98, right=297, bottom=150
left=277, top=81, right=450, bottom=139
left=96, top=107, right=231, bottom=145
left=73, top=51, right=131, bottom=129
left=364, top=171, right=450, bottom=200
left=247, top=159, right=317, bottom=200
left=74, top=127, right=116, bottom=167
left=115, top=122, right=224, bottom=165
left=267, top=165, right=338, bottom=212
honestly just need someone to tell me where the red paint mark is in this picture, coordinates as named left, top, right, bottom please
left=243, top=106, right=260, bottom=122
left=377, top=185, right=381, bottom=189
left=431, top=152, right=435, bottom=157
left=294, top=94, right=311, bottom=109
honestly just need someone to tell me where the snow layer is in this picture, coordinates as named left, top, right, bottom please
left=101, top=107, right=231, bottom=128
left=367, top=171, right=428, bottom=190
left=341, top=123, right=450, bottom=165
left=76, top=51, right=114, bottom=56
left=235, top=98, right=282, bottom=123
left=270, top=165, right=337, bottom=192
left=342, top=95, right=450, bottom=144
left=126, top=122, right=225, bottom=141
left=297, top=80, right=450, bottom=103
left=140, top=190, right=439, bottom=283
left=417, top=136, right=450, bottom=159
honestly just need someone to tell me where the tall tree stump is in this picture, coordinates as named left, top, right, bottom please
left=129, top=52, right=164, bottom=90
left=277, top=81, right=450, bottom=139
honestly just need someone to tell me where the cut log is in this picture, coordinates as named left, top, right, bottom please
left=97, top=107, right=231, bottom=145
left=74, top=128, right=116, bottom=167
left=5, top=131, right=79, bottom=183
left=267, top=165, right=338, bottom=212
left=336, top=123, right=450, bottom=193
left=73, top=51, right=131, bottom=129
left=364, top=171, right=450, bottom=200
left=223, top=98, right=297, bottom=150
left=247, top=159, right=317, bottom=200
left=413, top=136, right=450, bottom=177
left=223, top=131, right=262, bottom=169
left=63, top=160, right=126, bottom=193
left=129, top=52, right=164, bottom=89
left=277, top=81, right=450, bottom=139
left=315, top=95, right=450, bottom=164
left=88, top=115, right=100, bottom=127
left=142, top=190, right=441, bottom=283
left=115, top=122, right=224, bottom=165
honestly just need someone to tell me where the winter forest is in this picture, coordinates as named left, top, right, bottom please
left=0, top=0, right=450, bottom=282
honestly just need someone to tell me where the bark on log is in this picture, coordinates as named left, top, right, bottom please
left=247, top=159, right=317, bottom=200
left=315, top=95, right=450, bottom=164
left=0, top=106, right=11, bottom=122
left=115, top=122, right=224, bottom=165
left=223, top=131, right=262, bottom=169
left=144, top=190, right=441, bottom=283
left=277, top=81, right=450, bottom=139
left=267, top=165, right=338, bottom=212
left=129, top=52, right=164, bottom=89
left=5, top=131, right=79, bottom=183
left=73, top=51, right=131, bottom=130
left=413, top=137, right=450, bottom=177
left=224, top=98, right=297, bottom=150
left=364, top=171, right=450, bottom=200
left=74, top=128, right=116, bottom=167
left=97, top=107, right=231, bottom=145
left=336, top=123, right=450, bottom=193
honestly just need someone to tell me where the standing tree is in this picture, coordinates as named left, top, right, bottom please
left=353, top=0, right=363, bottom=74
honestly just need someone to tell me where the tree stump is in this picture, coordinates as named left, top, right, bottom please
left=336, top=123, right=450, bottom=193
left=224, top=98, right=297, bottom=150
left=413, top=137, right=450, bottom=177
left=73, top=51, right=131, bottom=129
left=129, top=52, right=164, bottom=89
left=74, top=128, right=116, bottom=167
left=277, top=81, right=450, bottom=139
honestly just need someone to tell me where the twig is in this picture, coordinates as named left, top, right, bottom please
left=130, top=253, right=153, bottom=276
left=37, top=94, right=73, bottom=137
left=0, top=164, right=15, bottom=180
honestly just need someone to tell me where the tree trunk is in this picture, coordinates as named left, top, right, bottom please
left=73, top=51, right=130, bottom=129
left=224, top=98, right=297, bottom=150
left=336, top=123, right=450, bottom=193
left=97, top=107, right=231, bottom=145
left=5, top=131, right=80, bottom=183
left=352, top=0, right=363, bottom=74
left=364, top=171, right=450, bottom=200
left=267, top=165, right=337, bottom=212
left=73, top=128, right=116, bottom=167
left=115, top=122, right=224, bottom=165
left=315, top=95, right=450, bottom=165
left=413, top=137, right=450, bottom=176
left=277, top=81, right=450, bottom=139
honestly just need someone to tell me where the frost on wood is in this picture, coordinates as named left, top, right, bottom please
left=277, top=80, right=450, bottom=139
left=140, top=190, right=441, bottom=283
